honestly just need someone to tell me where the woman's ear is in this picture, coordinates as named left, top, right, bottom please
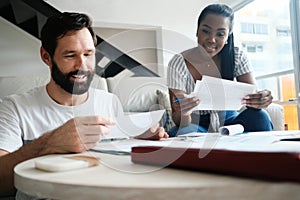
left=40, top=47, right=52, bottom=66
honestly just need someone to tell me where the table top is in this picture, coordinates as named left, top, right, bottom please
left=14, top=150, right=300, bottom=200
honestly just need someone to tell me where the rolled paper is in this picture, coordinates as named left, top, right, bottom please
left=219, top=124, right=244, bottom=136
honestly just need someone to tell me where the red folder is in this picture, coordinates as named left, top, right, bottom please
left=131, top=146, right=300, bottom=182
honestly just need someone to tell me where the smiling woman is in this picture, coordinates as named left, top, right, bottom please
left=167, top=4, right=273, bottom=137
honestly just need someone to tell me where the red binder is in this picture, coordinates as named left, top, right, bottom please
left=131, top=146, right=300, bottom=182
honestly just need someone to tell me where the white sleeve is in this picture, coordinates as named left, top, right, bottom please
left=0, top=98, right=23, bottom=152
left=167, top=54, right=189, bottom=92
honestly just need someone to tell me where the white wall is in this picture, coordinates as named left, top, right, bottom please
left=94, top=26, right=164, bottom=76
left=46, top=0, right=251, bottom=70
left=0, top=17, right=50, bottom=98
left=0, top=0, right=252, bottom=80
left=46, top=0, right=208, bottom=40
left=46, top=0, right=250, bottom=43
left=0, top=17, right=49, bottom=77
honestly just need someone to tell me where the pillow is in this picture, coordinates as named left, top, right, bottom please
left=265, top=103, right=284, bottom=131
left=107, top=76, right=167, bottom=112
left=91, top=75, right=108, bottom=91
left=156, top=89, right=175, bottom=132
left=0, top=75, right=49, bottom=99
left=126, top=88, right=160, bottom=112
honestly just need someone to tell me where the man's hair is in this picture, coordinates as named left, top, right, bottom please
left=197, top=4, right=235, bottom=80
left=41, top=12, right=97, bottom=57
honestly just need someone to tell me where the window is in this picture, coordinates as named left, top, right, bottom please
left=256, top=45, right=263, bottom=52
left=235, top=1, right=293, bottom=75
left=255, top=23, right=268, bottom=34
left=247, top=45, right=256, bottom=52
left=241, top=23, right=254, bottom=34
left=235, top=0, right=298, bottom=130
left=242, top=43, right=264, bottom=53
left=276, top=26, right=291, bottom=36
left=276, top=43, right=293, bottom=55
left=240, top=23, right=268, bottom=35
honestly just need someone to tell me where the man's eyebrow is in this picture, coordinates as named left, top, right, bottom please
left=62, top=50, right=76, bottom=55
left=86, top=49, right=95, bottom=53
left=62, top=49, right=95, bottom=54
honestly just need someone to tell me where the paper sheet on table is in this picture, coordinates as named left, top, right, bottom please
left=102, top=109, right=165, bottom=139
left=190, top=76, right=256, bottom=110
left=176, top=130, right=300, bottom=153
left=91, top=130, right=300, bottom=155
left=92, top=138, right=176, bottom=155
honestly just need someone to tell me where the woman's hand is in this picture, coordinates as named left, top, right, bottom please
left=170, top=89, right=200, bottom=115
left=242, top=89, right=273, bottom=109
left=169, top=89, right=200, bottom=127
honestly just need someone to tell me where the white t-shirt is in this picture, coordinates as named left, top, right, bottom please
left=0, top=86, right=123, bottom=153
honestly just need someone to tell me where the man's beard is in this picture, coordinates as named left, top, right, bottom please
left=51, top=60, right=94, bottom=95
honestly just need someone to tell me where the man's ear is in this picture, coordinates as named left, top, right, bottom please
left=40, top=47, right=52, bottom=66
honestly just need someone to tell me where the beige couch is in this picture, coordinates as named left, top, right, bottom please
left=95, top=73, right=285, bottom=131
left=0, top=73, right=285, bottom=131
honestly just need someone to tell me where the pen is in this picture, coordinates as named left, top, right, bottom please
left=99, top=137, right=129, bottom=143
left=90, top=149, right=130, bottom=155
left=173, top=98, right=184, bottom=103
left=279, top=138, right=300, bottom=141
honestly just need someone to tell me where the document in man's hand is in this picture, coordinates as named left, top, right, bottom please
left=190, top=76, right=256, bottom=110
left=102, top=109, right=165, bottom=140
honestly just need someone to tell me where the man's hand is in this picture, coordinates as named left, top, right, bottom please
left=135, top=123, right=168, bottom=140
left=44, top=116, right=115, bottom=154
left=242, top=89, right=273, bottom=109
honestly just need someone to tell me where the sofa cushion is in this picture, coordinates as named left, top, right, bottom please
left=0, top=74, right=50, bottom=99
left=265, top=103, right=285, bottom=131
left=156, top=89, right=175, bottom=131
left=91, top=74, right=108, bottom=91
left=107, top=76, right=167, bottom=112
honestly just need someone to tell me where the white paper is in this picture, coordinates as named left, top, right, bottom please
left=190, top=76, right=256, bottom=110
left=103, top=109, right=165, bottom=139
left=176, top=130, right=300, bottom=153
left=92, top=138, right=175, bottom=155
left=91, top=131, right=300, bottom=155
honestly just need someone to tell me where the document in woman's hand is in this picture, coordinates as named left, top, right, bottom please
left=189, top=76, right=256, bottom=110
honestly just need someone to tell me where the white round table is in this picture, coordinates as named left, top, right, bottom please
left=14, top=151, right=300, bottom=200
